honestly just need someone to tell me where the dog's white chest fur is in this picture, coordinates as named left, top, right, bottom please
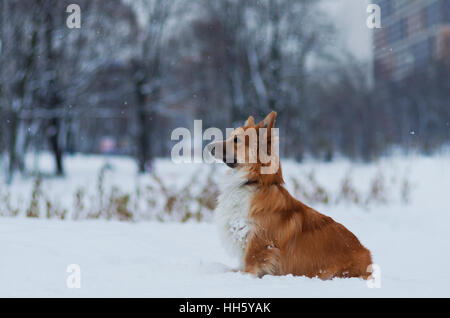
left=214, top=170, right=255, bottom=267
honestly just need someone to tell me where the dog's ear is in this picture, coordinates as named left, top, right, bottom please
left=257, top=111, right=277, bottom=142
left=245, top=116, right=255, bottom=126
left=258, top=111, right=277, bottom=130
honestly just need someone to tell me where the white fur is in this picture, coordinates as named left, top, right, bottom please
left=214, top=169, right=255, bottom=269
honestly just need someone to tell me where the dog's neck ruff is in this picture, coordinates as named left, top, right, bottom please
left=214, top=170, right=256, bottom=268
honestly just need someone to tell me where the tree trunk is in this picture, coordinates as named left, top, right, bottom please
left=48, top=117, right=64, bottom=176
left=44, top=4, right=64, bottom=176
left=135, top=77, right=150, bottom=174
left=6, top=111, right=18, bottom=184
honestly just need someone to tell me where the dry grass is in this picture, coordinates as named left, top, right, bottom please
left=0, top=164, right=412, bottom=221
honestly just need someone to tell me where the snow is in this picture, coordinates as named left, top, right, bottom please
left=1, top=153, right=450, bottom=297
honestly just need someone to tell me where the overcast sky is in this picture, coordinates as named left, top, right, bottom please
left=321, top=0, right=372, bottom=60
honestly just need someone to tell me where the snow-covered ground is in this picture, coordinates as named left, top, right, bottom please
left=1, top=153, right=450, bottom=297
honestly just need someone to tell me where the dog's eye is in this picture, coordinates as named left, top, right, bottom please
left=234, top=136, right=239, bottom=144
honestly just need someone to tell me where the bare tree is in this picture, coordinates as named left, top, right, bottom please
left=0, top=1, right=41, bottom=181
left=126, top=0, right=173, bottom=173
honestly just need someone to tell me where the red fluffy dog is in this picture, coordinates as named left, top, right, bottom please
left=209, top=112, right=372, bottom=279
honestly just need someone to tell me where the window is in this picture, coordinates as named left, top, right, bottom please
left=406, top=10, right=423, bottom=37
left=389, top=20, right=406, bottom=44
left=412, top=38, right=432, bottom=68
left=374, top=29, right=387, bottom=48
left=425, top=1, right=443, bottom=27
left=445, top=0, right=450, bottom=23
left=377, top=0, right=393, bottom=19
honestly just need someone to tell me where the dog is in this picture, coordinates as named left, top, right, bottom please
left=208, top=111, right=372, bottom=279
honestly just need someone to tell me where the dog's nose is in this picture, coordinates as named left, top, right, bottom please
left=211, top=147, right=215, bottom=156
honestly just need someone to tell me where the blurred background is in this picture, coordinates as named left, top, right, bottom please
left=1, top=0, right=448, bottom=178
left=0, top=0, right=449, bottom=221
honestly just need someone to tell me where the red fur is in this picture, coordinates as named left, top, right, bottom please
left=223, top=112, right=373, bottom=279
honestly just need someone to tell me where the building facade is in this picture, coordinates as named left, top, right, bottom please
left=373, top=0, right=450, bottom=83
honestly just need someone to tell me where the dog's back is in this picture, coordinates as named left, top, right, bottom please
left=245, top=184, right=372, bottom=279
